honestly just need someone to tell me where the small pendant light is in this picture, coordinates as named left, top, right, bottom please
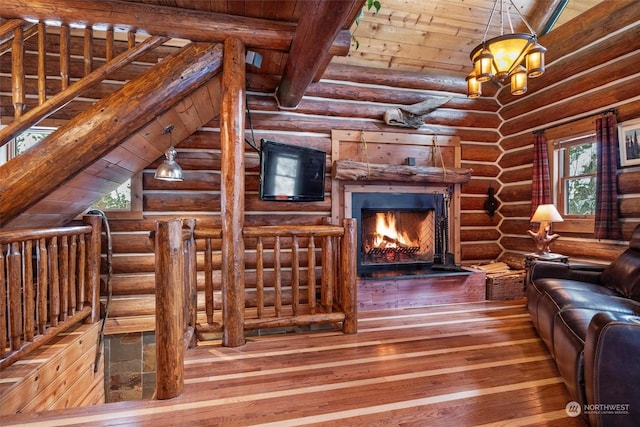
left=154, top=124, right=184, bottom=181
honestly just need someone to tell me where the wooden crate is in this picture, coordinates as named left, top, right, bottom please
left=485, top=270, right=526, bottom=300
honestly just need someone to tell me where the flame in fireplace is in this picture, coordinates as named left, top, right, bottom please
left=373, top=212, right=411, bottom=248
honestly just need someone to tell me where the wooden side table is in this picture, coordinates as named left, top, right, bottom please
left=524, top=253, right=569, bottom=290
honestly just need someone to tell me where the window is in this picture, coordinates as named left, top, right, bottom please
left=552, top=133, right=596, bottom=232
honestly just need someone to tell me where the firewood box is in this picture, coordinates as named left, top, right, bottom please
left=474, top=253, right=526, bottom=300
left=485, top=270, right=526, bottom=300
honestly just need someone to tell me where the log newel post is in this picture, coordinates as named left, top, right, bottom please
left=83, top=214, right=102, bottom=323
left=220, top=37, right=246, bottom=347
left=341, top=218, right=357, bottom=334
left=155, top=219, right=185, bottom=400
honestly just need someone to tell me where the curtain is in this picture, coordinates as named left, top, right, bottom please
left=594, top=114, right=621, bottom=240
left=531, top=131, right=551, bottom=221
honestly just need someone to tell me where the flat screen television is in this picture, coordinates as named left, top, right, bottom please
left=259, top=139, right=326, bottom=202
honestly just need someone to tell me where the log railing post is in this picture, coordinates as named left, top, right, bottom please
left=155, top=219, right=185, bottom=400
left=84, top=214, right=102, bottom=323
left=220, top=37, right=246, bottom=347
left=341, top=218, right=357, bottom=334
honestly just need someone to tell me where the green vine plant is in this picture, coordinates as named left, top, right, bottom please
left=352, top=0, right=382, bottom=50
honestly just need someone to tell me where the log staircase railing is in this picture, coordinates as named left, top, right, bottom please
left=0, top=20, right=167, bottom=145
left=154, top=218, right=357, bottom=399
left=0, top=215, right=102, bottom=369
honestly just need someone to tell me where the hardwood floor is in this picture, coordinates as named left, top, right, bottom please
left=1, top=300, right=587, bottom=426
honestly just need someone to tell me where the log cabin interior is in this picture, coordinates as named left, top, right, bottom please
left=1, top=0, right=639, bottom=425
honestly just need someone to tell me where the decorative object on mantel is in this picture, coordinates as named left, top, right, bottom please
left=466, top=0, right=546, bottom=98
left=333, top=159, right=472, bottom=184
left=154, top=124, right=184, bottom=181
left=528, top=204, right=563, bottom=255
left=383, top=97, right=452, bottom=128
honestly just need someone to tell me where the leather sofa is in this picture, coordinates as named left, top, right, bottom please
left=526, top=224, right=640, bottom=426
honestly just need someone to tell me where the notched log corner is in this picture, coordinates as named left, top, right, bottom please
left=333, top=159, right=472, bottom=184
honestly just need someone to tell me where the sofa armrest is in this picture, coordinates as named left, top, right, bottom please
left=584, top=312, right=640, bottom=427
left=529, top=260, right=571, bottom=281
left=529, top=260, right=603, bottom=284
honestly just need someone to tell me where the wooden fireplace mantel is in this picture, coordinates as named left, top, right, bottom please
left=333, top=159, right=472, bottom=184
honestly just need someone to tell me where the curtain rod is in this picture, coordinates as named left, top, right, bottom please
left=533, top=108, right=617, bottom=134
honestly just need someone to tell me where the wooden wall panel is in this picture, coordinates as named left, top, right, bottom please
left=496, top=5, right=640, bottom=262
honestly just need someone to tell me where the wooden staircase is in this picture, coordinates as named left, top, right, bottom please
left=0, top=322, right=104, bottom=415
left=0, top=22, right=224, bottom=229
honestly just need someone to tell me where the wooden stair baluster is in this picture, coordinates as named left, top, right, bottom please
left=106, top=27, right=114, bottom=62
left=83, top=27, right=93, bottom=76
left=11, top=26, right=24, bottom=118
left=23, top=240, right=34, bottom=342
left=59, top=25, right=70, bottom=90
left=37, top=23, right=46, bottom=105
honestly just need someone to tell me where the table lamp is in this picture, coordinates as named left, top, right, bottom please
left=528, top=204, right=564, bottom=255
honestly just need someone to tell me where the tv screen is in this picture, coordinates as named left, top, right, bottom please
left=259, top=140, right=326, bottom=202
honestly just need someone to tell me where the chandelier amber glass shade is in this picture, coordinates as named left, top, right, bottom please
left=526, top=43, right=547, bottom=77
left=466, top=72, right=481, bottom=98
left=509, top=65, right=527, bottom=95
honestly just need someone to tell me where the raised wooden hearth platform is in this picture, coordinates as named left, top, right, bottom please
left=358, top=267, right=486, bottom=310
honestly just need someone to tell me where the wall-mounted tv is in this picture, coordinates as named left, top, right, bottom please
left=259, top=139, right=326, bottom=202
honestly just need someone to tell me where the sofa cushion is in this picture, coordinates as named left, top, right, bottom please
left=600, top=248, right=640, bottom=301
left=534, top=278, right=619, bottom=298
left=544, top=287, right=640, bottom=314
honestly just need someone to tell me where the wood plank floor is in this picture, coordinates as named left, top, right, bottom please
left=1, top=300, right=587, bottom=426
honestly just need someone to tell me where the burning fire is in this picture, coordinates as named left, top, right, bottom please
left=373, top=212, right=411, bottom=248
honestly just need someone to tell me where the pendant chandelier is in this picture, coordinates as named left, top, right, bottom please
left=466, top=0, right=546, bottom=98
left=154, top=124, right=184, bottom=181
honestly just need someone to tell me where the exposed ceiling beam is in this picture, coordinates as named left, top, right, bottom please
left=1, top=0, right=296, bottom=51
left=276, top=0, right=363, bottom=108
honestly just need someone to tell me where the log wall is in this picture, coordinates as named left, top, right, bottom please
left=497, top=1, right=640, bottom=262
left=103, top=64, right=502, bottom=324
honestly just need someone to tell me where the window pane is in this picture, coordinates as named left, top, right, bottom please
left=565, top=177, right=596, bottom=215
left=568, top=142, right=596, bottom=176
left=92, top=180, right=132, bottom=210
left=14, top=128, right=55, bottom=156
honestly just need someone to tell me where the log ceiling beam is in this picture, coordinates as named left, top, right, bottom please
left=1, top=0, right=295, bottom=51
left=276, top=0, right=363, bottom=108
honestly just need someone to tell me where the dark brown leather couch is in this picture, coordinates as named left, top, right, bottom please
left=527, top=224, right=640, bottom=426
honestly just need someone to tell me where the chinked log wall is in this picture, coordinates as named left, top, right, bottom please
left=497, top=0, right=640, bottom=261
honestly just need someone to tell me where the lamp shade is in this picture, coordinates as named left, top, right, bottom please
left=154, top=146, right=184, bottom=181
left=466, top=72, right=481, bottom=98
left=531, top=204, right=564, bottom=222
